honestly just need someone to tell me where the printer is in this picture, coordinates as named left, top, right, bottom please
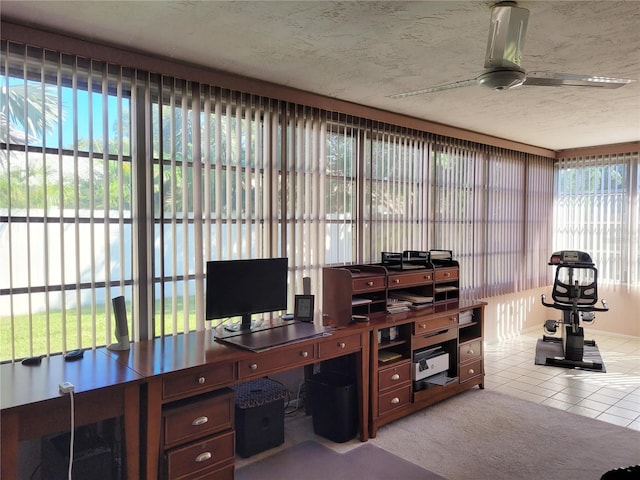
left=412, top=346, right=449, bottom=391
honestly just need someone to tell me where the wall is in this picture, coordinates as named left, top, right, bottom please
left=481, top=284, right=639, bottom=343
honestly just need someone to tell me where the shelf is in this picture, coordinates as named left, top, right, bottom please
left=459, top=320, right=479, bottom=328
left=377, top=350, right=405, bottom=364
left=378, top=339, right=406, bottom=350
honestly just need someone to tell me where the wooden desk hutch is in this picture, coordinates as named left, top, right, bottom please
left=322, top=251, right=485, bottom=438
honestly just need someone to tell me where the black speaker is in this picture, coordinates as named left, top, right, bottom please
left=303, top=276, right=311, bottom=295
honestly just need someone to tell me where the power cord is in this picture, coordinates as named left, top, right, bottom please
left=68, top=391, right=75, bottom=480
left=59, top=382, right=75, bottom=480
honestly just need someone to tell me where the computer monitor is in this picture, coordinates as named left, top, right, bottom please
left=206, top=257, right=288, bottom=332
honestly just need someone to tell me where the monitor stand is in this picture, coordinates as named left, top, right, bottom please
left=223, top=313, right=259, bottom=334
left=219, top=313, right=292, bottom=339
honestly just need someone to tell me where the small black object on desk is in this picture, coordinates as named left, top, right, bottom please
left=63, top=349, right=84, bottom=361
left=21, top=355, right=43, bottom=366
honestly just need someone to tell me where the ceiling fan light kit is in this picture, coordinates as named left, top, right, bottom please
left=389, top=1, right=636, bottom=99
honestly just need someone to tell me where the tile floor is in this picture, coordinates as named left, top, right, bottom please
left=484, top=329, right=640, bottom=431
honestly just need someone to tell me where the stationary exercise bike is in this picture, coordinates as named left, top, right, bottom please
left=538, top=251, right=609, bottom=371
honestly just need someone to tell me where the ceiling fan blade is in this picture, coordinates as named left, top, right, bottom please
left=523, top=72, right=636, bottom=89
left=484, top=3, right=529, bottom=70
left=388, top=78, right=477, bottom=99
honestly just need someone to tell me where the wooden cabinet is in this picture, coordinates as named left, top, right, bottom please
left=323, top=254, right=484, bottom=438
left=369, top=301, right=485, bottom=437
left=322, top=265, right=388, bottom=325
left=160, top=379, right=235, bottom=479
left=431, top=251, right=460, bottom=307
left=376, top=360, right=412, bottom=416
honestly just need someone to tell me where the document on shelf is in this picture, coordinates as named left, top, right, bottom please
left=389, top=291, right=433, bottom=304
left=352, top=297, right=373, bottom=306
left=433, top=286, right=458, bottom=293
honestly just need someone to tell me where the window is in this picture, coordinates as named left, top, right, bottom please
left=1, top=38, right=558, bottom=362
left=1, top=42, right=133, bottom=360
left=364, top=125, right=428, bottom=261
left=554, top=154, right=639, bottom=286
left=430, top=141, right=553, bottom=298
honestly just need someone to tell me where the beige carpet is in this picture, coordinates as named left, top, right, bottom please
left=370, top=389, right=640, bottom=480
left=236, top=440, right=445, bottom=480
left=237, top=389, right=639, bottom=479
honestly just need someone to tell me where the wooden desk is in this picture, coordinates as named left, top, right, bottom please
left=108, top=324, right=370, bottom=480
left=0, top=349, right=144, bottom=480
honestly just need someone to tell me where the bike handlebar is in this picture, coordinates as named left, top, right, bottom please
left=540, top=294, right=609, bottom=312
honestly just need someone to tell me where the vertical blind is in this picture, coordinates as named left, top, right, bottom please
left=364, top=124, right=429, bottom=261
left=0, top=42, right=133, bottom=359
left=554, top=153, right=639, bottom=285
left=429, top=139, right=554, bottom=298
left=2, top=40, right=558, bottom=361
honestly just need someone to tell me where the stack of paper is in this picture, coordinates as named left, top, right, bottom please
left=389, top=291, right=433, bottom=305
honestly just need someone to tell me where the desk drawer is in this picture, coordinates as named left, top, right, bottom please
left=388, top=271, right=433, bottom=288
left=237, top=344, right=316, bottom=379
left=459, top=340, right=482, bottom=364
left=434, top=268, right=458, bottom=282
left=460, top=359, right=483, bottom=383
left=414, top=314, right=458, bottom=335
left=166, top=430, right=234, bottom=480
left=378, top=384, right=412, bottom=416
left=352, top=275, right=385, bottom=293
left=412, top=326, right=457, bottom=351
left=163, top=363, right=235, bottom=401
left=163, top=389, right=234, bottom=449
left=378, top=360, right=411, bottom=392
left=318, top=333, right=361, bottom=358
left=188, top=462, right=234, bottom=480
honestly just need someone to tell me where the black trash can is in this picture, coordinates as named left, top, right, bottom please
left=232, top=378, right=287, bottom=457
left=308, top=371, right=358, bottom=443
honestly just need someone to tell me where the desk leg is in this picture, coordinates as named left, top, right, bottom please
left=144, top=379, right=163, bottom=480
left=1, top=411, right=19, bottom=479
left=357, top=332, right=370, bottom=442
left=303, top=364, right=314, bottom=416
left=123, top=384, right=140, bottom=480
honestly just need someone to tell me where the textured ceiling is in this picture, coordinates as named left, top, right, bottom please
left=2, top=0, right=639, bottom=151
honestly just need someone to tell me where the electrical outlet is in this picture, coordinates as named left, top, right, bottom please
left=59, top=381, right=74, bottom=394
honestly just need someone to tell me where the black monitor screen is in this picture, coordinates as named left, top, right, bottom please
left=206, top=258, right=288, bottom=329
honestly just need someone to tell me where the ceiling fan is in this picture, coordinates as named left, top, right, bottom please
left=389, top=1, right=636, bottom=99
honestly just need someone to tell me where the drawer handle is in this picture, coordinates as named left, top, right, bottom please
left=419, top=324, right=426, bottom=329
left=393, top=279, right=400, bottom=284
left=390, top=397, right=400, bottom=404
left=338, top=342, right=346, bottom=349
left=467, top=349, right=474, bottom=355
left=195, top=452, right=212, bottom=463
left=250, top=363, right=258, bottom=370
left=366, top=281, right=374, bottom=286
left=468, top=368, right=475, bottom=375
left=192, top=416, right=209, bottom=426
left=197, top=376, right=206, bottom=384
left=391, top=373, right=400, bottom=381
left=449, top=317, right=456, bottom=322
left=445, top=272, right=451, bottom=277
left=300, top=351, right=309, bottom=358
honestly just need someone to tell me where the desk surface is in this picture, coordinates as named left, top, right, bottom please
left=0, top=348, right=144, bottom=411
left=104, top=322, right=363, bottom=379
